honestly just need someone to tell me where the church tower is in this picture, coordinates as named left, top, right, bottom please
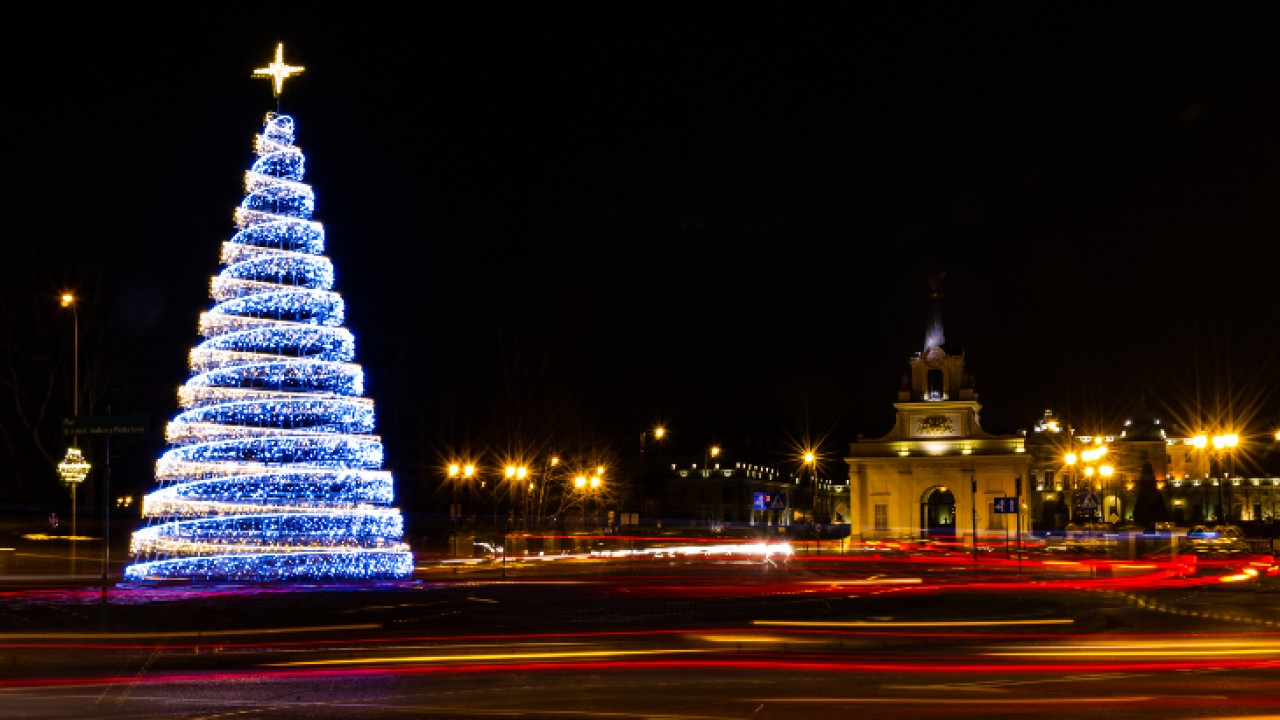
left=844, top=281, right=1031, bottom=543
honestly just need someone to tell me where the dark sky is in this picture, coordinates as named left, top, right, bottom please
left=7, top=4, right=1280, bottom=499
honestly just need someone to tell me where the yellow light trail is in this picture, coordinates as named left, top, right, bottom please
left=691, top=634, right=825, bottom=644
left=753, top=618, right=1075, bottom=628
left=984, top=639, right=1280, bottom=658
left=267, top=647, right=712, bottom=667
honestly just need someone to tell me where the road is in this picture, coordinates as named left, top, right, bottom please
left=2, top=549, right=1279, bottom=719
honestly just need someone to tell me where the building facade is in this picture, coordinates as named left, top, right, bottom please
left=1027, top=408, right=1280, bottom=531
left=844, top=300, right=1032, bottom=542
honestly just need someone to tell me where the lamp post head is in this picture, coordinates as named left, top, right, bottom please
left=1213, top=433, right=1239, bottom=450
left=60, top=293, right=75, bottom=308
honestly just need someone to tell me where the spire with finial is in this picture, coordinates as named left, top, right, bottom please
left=923, top=271, right=946, bottom=352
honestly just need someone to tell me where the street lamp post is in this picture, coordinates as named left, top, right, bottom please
left=1213, top=433, right=1239, bottom=523
left=58, top=293, right=88, bottom=576
left=1193, top=433, right=1239, bottom=523
left=447, top=463, right=476, bottom=558
left=590, top=473, right=602, bottom=530
left=574, top=475, right=587, bottom=529
left=1064, top=451, right=1078, bottom=522
left=505, top=465, right=527, bottom=527
left=1100, top=464, right=1116, bottom=522
left=574, top=468, right=604, bottom=532
left=534, top=455, right=559, bottom=531
left=803, top=452, right=818, bottom=554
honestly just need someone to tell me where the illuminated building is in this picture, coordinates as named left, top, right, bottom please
left=124, top=48, right=411, bottom=581
left=844, top=288, right=1031, bottom=542
left=658, top=459, right=794, bottom=529
left=1028, top=409, right=1280, bottom=530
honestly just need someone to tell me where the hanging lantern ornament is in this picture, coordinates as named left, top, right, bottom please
left=57, top=447, right=91, bottom=485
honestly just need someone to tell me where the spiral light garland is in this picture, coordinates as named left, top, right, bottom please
left=125, top=113, right=412, bottom=582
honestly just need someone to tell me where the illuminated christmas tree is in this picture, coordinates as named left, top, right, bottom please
left=125, top=46, right=412, bottom=581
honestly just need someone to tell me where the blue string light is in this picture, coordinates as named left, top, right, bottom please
left=126, top=113, right=412, bottom=582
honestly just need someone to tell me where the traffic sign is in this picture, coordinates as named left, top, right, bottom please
left=62, top=414, right=149, bottom=436
left=993, top=497, right=1018, bottom=514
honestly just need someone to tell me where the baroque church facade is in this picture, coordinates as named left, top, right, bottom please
left=844, top=296, right=1032, bottom=542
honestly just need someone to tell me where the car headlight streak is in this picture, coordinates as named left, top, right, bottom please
left=126, top=112, right=411, bottom=583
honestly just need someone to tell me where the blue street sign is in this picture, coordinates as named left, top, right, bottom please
left=993, top=497, right=1018, bottom=514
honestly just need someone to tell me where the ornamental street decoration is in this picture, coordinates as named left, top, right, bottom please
left=124, top=49, right=410, bottom=582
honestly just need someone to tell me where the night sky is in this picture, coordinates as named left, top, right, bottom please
left=7, top=4, right=1280, bottom=503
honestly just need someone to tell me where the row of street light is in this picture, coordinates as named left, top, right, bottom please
left=1061, top=431, right=1242, bottom=523
left=444, top=456, right=609, bottom=531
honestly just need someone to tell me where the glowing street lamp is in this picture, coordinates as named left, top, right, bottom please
left=1212, top=433, right=1239, bottom=522
left=447, top=462, right=476, bottom=558
left=447, top=463, right=476, bottom=516
left=1191, top=432, right=1240, bottom=522
left=505, top=465, right=528, bottom=526
left=61, top=294, right=80, bottom=419
left=59, top=293, right=87, bottom=574
left=802, top=451, right=821, bottom=553
left=573, top=471, right=605, bottom=529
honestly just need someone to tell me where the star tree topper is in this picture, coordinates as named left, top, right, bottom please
left=253, top=43, right=305, bottom=97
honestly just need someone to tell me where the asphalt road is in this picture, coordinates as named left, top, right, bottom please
left=2, top=553, right=1279, bottom=719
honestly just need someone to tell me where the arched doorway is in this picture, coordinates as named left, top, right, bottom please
left=921, top=487, right=956, bottom=538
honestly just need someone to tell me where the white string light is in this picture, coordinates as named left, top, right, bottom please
left=126, top=112, right=411, bottom=582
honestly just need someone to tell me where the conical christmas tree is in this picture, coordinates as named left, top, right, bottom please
left=125, top=63, right=412, bottom=581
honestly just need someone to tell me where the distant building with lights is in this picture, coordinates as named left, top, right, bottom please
left=1026, top=405, right=1280, bottom=531
left=657, top=460, right=791, bottom=529
left=844, top=292, right=1032, bottom=542
left=640, top=448, right=849, bottom=533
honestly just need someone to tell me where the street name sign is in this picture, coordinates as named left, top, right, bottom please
left=62, top=414, right=150, bottom=437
